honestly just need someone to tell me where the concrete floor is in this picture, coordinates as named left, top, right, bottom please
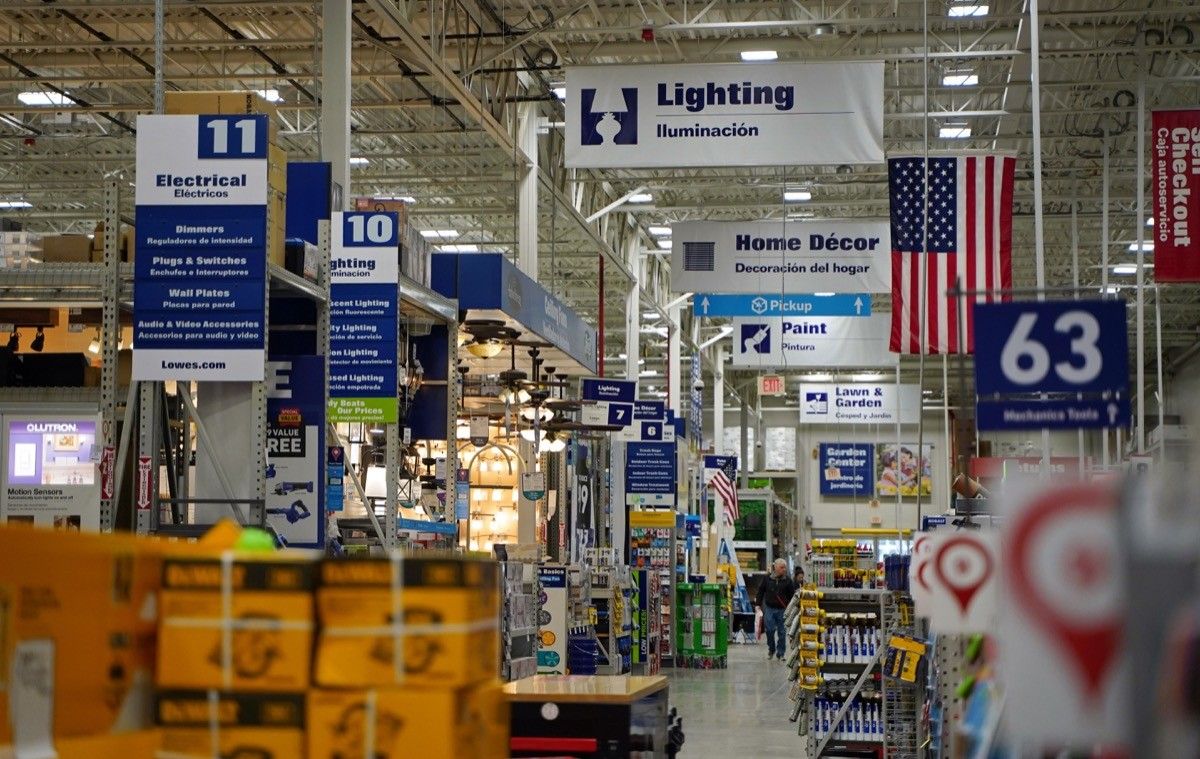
left=668, top=643, right=807, bottom=757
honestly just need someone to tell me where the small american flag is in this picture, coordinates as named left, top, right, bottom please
left=889, top=154, right=1015, bottom=354
left=707, top=461, right=739, bottom=526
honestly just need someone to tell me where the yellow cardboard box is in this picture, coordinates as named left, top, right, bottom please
left=0, top=730, right=163, bottom=759
left=164, top=90, right=280, bottom=142
left=307, top=683, right=508, bottom=759
left=314, top=555, right=499, bottom=688
left=269, top=187, right=286, bottom=268
left=157, top=554, right=317, bottom=692
left=0, top=527, right=164, bottom=744
left=156, top=690, right=304, bottom=759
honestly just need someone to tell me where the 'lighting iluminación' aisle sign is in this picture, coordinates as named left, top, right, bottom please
left=565, top=62, right=884, bottom=168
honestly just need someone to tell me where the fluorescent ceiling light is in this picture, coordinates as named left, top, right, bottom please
left=421, top=229, right=459, bottom=238
left=1112, top=263, right=1153, bottom=275
left=851, top=372, right=885, bottom=381
left=939, top=125, right=972, bottom=139
left=648, top=226, right=672, bottom=236
left=1128, top=241, right=1153, bottom=252
left=657, top=239, right=672, bottom=249
left=1102, top=285, right=1120, bottom=295
left=0, top=200, right=32, bottom=209
left=349, top=157, right=369, bottom=165
left=806, top=372, right=833, bottom=381
left=254, top=88, right=283, bottom=103
left=948, top=4, right=988, bottom=17
left=552, top=87, right=566, bottom=100
left=942, top=72, right=978, bottom=87
left=18, top=91, right=70, bottom=106
left=813, top=292, right=835, bottom=297
left=438, top=244, right=479, bottom=253
left=784, top=190, right=812, bottom=202
left=640, top=369, right=659, bottom=377
left=627, top=193, right=653, bottom=203
left=1146, top=218, right=1154, bottom=227
left=642, top=311, right=660, bottom=320
left=740, top=50, right=778, bottom=61
left=377, top=195, right=416, bottom=203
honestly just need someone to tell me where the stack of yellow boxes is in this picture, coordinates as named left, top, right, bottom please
left=308, top=553, right=508, bottom=759
left=154, top=551, right=318, bottom=757
left=163, top=90, right=287, bottom=269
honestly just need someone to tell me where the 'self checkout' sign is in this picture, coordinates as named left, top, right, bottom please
left=328, top=211, right=400, bottom=423
left=134, top=114, right=269, bottom=381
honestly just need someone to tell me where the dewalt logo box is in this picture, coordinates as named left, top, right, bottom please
left=307, top=682, right=508, bottom=759
left=156, top=690, right=304, bottom=759
left=0, top=527, right=163, bottom=745
left=157, top=555, right=316, bottom=692
left=314, top=555, right=499, bottom=688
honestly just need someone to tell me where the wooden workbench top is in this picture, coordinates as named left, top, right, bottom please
left=503, top=674, right=669, bottom=704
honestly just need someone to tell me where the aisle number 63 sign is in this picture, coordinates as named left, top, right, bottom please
left=974, top=300, right=1128, bottom=396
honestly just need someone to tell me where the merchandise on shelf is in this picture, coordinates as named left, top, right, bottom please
left=499, top=561, right=539, bottom=681
left=675, top=582, right=729, bottom=669
left=632, top=568, right=663, bottom=675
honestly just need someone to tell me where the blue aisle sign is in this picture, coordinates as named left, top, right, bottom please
left=328, top=211, right=400, bottom=422
left=133, top=114, right=269, bottom=380
left=625, top=441, right=677, bottom=506
left=326, top=446, right=345, bottom=513
left=818, top=443, right=874, bottom=497
left=579, top=378, right=636, bottom=428
left=455, top=468, right=470, bottom=521
left=695, top=293, right=871, bottom=318
left=974, top=300, right=1130, bottom=430
left=265, top=355, right=325, bottom=547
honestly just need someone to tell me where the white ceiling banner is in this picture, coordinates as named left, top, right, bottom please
left=730, top=313, right=897, bottom=369
left=564, top=61, right=884, bottom=168
left=799, top=383, right=921, bottom=425
left=670, top=220, right=891, bottom=294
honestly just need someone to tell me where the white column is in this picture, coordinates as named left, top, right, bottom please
left=321, top=0, right=352, bottom=208
left=713, top=346, right=725, bottom=454
left=668, top=303, right=682, bottom=413
left=625, top=239, right=641, bottom=381
left=517, top=101, right=539, bottom=275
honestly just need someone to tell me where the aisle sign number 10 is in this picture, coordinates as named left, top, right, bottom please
left=975, top=300, right=1127, bottom=396
left=342, top=212, right=398, bottom=247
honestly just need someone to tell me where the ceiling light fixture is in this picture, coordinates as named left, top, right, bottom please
left=948, top=4, right=989, bottom=17
left=17, top=91, right=70, bottom=106
left=942, top=72, right=978, bottom=87
left=0, top=201, right=32, bottom=209
left=648, top=226, right=672, bottom=236
left=254, top=89, right=283, bottom=103
left=438, top=244, right=479, bottom=253
left=851, top=372, right=884, bottom=382
left=740, top=50, right=778, bottom=61
left=377, top=195, right=416, bottom=203
left=627, top=193, right=654, bottom=203
left=657, top=239, right=672, bottom=249
left=1128, top=241, right=1153, bottom=252
left=1146, top=218, right=1154, bottom=227
left=421, top=229, right=459, bottom=238
left=349, top=157, right=369, bottom=165
left=784, top=190, right=812, bottom=202
left=939, top=124, right=972, bottom=139
left=466, top=340, right=505, bottom=358
left=552, top=87, right=567, bottom=100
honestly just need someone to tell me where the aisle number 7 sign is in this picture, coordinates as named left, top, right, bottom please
left=973, top=300, right=1130, bottom=430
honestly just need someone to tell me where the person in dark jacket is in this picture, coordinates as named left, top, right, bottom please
left=756, top=558, right=797, bottom=661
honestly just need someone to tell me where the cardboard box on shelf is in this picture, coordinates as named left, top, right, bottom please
left=307, top=683, right=508, bottom=759
left=0, top=527, right=165, bottom=744
left=156, top=691, right=304, bottom=759
left=90, top=223, right=136, bottom=263
left=314, top=555, right=500, bottom=688
left=0, top=730, right=163, bottom=759
left=352, top=197, right=408, bottom=227
left=157, top=554, right=317, bottom=692
left=269, top=143, right=287, bottom=195
left=164, top=90, right=280, bottom=142
left=269, top=188, right=286, bottom=268
left=39, top=234, right=92, bottom=263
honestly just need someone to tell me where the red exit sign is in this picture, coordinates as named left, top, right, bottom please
left=758, top=374, right=786, bottom=396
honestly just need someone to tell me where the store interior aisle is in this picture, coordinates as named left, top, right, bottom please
left=669, top=644, right=806, bottom=757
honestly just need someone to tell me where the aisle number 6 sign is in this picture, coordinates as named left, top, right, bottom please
left=975, top=300, right=1128, bottom=396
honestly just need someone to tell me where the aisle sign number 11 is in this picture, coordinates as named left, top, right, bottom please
left=197, top=115, right=267, bottom=159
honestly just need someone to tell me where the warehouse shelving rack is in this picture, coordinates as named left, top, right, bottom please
left=0, top=183, right=126, bottom=531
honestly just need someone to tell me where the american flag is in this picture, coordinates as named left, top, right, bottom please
left=706, top=459, right=739, bottom=525
left=889, top=154, right=1015, bottom=354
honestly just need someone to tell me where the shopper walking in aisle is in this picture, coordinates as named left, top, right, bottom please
left=755, top=559, right=796, bottom=661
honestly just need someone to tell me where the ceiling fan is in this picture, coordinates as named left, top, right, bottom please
left=459, top=318, right=521, bottom=358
